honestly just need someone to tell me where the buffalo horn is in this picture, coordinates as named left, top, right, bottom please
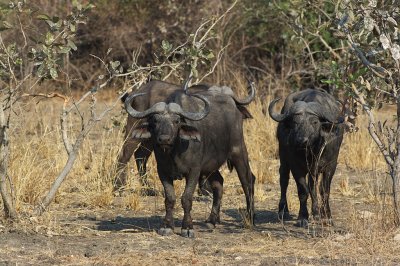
left=307, top=102, right=340, bottom=124
left=231, top=80, right=256, bottom=105
left=124, top=92, right=167, bottom=118
left=170, top=93, right=210, bottom=121
left=268, top=98, right=289, bottom=122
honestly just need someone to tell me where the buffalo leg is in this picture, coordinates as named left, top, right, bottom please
left=115, top=136, right=138, bottom=192
left=205, top=171, right=224, bottom=226
left=320, top=167, right=335, bottom=225
left=181, top=170, right=200, bottom=238
left=278, top=159, right=290, bottom=220
left=308, top=173, right=320, bottom=220
left=198, top=175, right=212, bottom=196
left=292, top=168, right=309, bottom=227
left=134, top=141, right=156, bottom=196
left=231, top=146, right=255, bottom=225
left=159, top=175, right=176, bottom=236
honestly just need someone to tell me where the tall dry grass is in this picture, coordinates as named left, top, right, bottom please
left=340, top=114, right=386, bottom=172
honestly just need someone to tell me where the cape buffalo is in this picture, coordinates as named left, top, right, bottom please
left=115, top=81, right=186, bottom=195
left=115, top=80, right=253, bottom=196
left=268, top=89, right=344, bottom=227
left=124, top=84, right=256, bottom=238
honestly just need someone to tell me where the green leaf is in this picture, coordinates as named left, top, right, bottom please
left=37, top=64, right=45, bottom=77
left=67, top=39, right=77, bottom=51
left=70, top=23, right=76, bottom=32
left=206, top=52, right=214, bottom=59
left=161, top=40, right=172, bottom=52
left=45, top=32, right=54, bottom=46
left=45, top=20, right=56, bottom=29
left=59, top=46, right=71, bottom=54
left=110, top=61, right=120, bottom=70
left=72, top=0, right=83, bottom=11
left=84, top=3, right=95, bottom=11
left=55, top=19, right=62, bottom=29
left=49, top=67, right=58, bottom=79
left=0, top=21, right=13, bottom=31
left=37, top=14, right=51, bottom=20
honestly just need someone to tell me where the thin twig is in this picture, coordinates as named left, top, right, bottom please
left=197, top=44, right=229, bottom=84
left=351, top=84, right=394, bottom=167
left=199, top=0, right=238, bottom=44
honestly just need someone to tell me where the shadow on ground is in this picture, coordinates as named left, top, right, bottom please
left=96, top=215, right=161, bottom=232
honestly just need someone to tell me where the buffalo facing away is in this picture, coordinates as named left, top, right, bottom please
left=268, top=89, right=344, bottom=227
left=115, top=80, right=252, bottom=195
left=124, top=83, right=256, bottom=238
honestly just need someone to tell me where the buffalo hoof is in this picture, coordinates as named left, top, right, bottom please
left=205, top=215, right=220, bottom=226
left=295, top=219, right=309, bottom=228
left=158, top=227, right=174, bottom=236
left=181, top=228, right=195, bottom=238
left=278, top=211, right=291, bottom=221
left=140, top=188, right=158, bottom=197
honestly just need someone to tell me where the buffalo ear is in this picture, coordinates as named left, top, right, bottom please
left=237, top=106, right=253, bottom=119
left=321, top=121, right=334, bottom=131
left=131, top=122, right=151, bottom=139
left=179, top=124, right=201, bottom=142
left=321, top=121, right=342, bottom=133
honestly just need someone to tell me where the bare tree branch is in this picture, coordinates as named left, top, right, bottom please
left=351, top=84, right=394, bottom=167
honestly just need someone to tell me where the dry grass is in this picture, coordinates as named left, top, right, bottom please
left=340, top=114, right=386, bottom=172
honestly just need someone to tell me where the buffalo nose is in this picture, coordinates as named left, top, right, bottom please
left=158, top=135, right=171, bottom=144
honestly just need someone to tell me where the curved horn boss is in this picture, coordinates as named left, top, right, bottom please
left=231, top=80, right=256, bottom=105
left=268, top=98, right=289, bottom=122
left=124, top=92, right=167, bottom=118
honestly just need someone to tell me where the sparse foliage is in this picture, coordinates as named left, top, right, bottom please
left=0, top=0, right=93, bottom=218
left=334, top=1, right=400, bottom=223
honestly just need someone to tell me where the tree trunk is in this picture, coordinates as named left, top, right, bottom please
left=0, top=105, right=17, bottom=219
left=393, top=98, right=400, bottom=225
left=393, top=165, right=400, bottom=225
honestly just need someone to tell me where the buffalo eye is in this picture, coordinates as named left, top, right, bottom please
left=173, top=118, right=180, bottom=124
left=309, top=117, right=319, bottom=126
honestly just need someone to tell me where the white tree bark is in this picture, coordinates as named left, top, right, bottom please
left=0, top=103, right=17, bottom=219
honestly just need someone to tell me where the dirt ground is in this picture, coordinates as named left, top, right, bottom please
left=1, top=164, right=400, bottom=266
